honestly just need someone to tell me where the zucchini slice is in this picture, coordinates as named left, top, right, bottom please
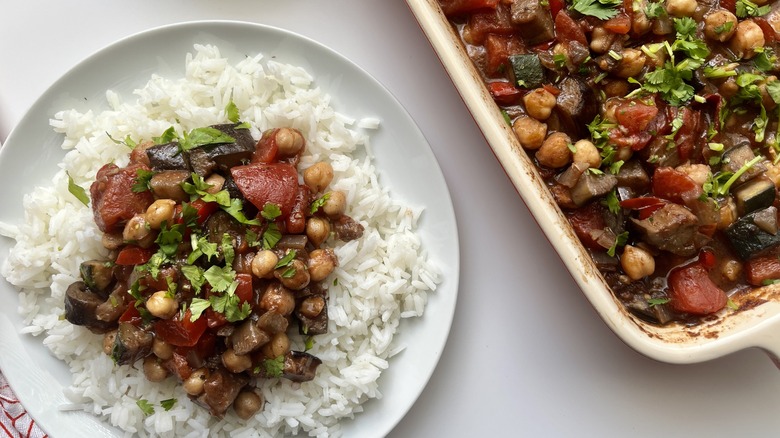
left=733, top=176, right=776, bottom=216
left=725, top=206, right=780, bottom=260
left=509, top=54, right=544, bottom=89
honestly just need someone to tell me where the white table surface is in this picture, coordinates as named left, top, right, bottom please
left=2, top=1, right=780, bottom=437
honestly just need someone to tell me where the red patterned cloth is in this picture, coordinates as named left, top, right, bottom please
left=0, top=372, right=47, bottom=438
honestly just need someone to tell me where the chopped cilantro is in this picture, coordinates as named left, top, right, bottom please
left=570, top=0, right=621, bottom=20
left=187, top=233, right=219, bottom=264
left=131, top=168, right=156, bottom=193
left=275, top=250, right=297, bottom=269
left=263, top=355, right=285, bottom=378
left=736, top=0, right=770, bottom=17
left=189, top=297, right=211, bottom=321
left=137, top=399, right=155, bottom=416
left=223, top=198, right=262, bottom=225
left=262, top=223, right=282, bottom=249
left=66, top=172, right=90, bottom=206
left=160, top=398, right=177, bottom=411
left=181, top=264, right=206, bottom=293
left=645, top=0, right=666, bottom=18
left=155, top=223, right=184, bottom=257
left=261, top=203, right=282, bottom=220
left=647, top=297, right=671, bottom=307
left=304, top=336, right=315, bottom=351
left=607, top=231, right=629, bottom=257
left=106, top=132, right=137, bottom=149
left=204, top=265, right=235, bottom=293
left=153, top=126, right=180, bottom=144
left=179, top=127, right=235, bottom=152
left=601, top=189, right=621, bottom=215
left=225, top=99, right=241, bottom=124
left=210, top=292, right=251, bottom=322
left=714, top=21, right=734, bottom=35
left=309, top=193, right=331, bottom=214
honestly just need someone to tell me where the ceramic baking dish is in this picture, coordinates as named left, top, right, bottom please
left=406, top=0, right=780, bottom=366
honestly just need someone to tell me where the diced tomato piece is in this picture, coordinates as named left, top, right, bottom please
left=549, top=0, right=565, bottom=17
left=720, top=0, right=736, bottom=14
left=119, top=304, right=142, bottom=325
left=484, top=34, right=524, bottom=77
left=235, top=273, right=254, bottom=305
left=206, top=307, right=228, bottom=329
left=754, top=17, right=778, bottom=44
left=652, top=167, right=703, bottom=204
left=619, top=197, right=668, bottom=220
left=252, top=129, right=280, bottom=164
left=698, top=248, right=717, bottom=270
left=668, top=262, right=728, bottom=315
left=115, top=245, right=154, bottom=266
left=489, top=81, right=523, bottom=105
left=615, top=102, right=659, bottom=134
left=604, top=13, right=631, bottom=34
left=465, top=3, right=514, bottom=45
left=566, top=202, right=608, bottom=250
left=191, top=198, right=219, bottom=225
left=439, top=0, right=499, bottom=17
left=230, top=163, right=299, bottom=218
left=90, top=163, right=154, bottom=233
left=154, top=309, right=208, bottom=347
left=745, top=254, right=780, bottom=286
left=287, top=184, right=312, bottom=235
left=555, top=11, right=587, bottom=47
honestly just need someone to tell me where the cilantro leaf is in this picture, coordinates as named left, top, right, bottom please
left=210, top=292, right=251, bottom=322
left=262, top=223, right=282, bottom=250
left=263, top=355, right=285, bottom=378
left=106, top=132, right=137, bottom=149
left=570, top=0, right=621, bottom=20
left=181, top=264, right=206, bottom=293
left=736, top=0, right=770, bottom=17
left=647, top=297, right=671, bottom=307
left=153, top=126, right=180, bottom=145
left=261, top=203, right=282, bottom=220
left=155, top=223, right=184, bottom=257
left=131, top=168, right=156, bottom=193
left=225, top=100, right=241, bottom=124
left=189, top=297, right=211, bottom=321
left=66, top=171, right=90, bottom=206
left=160, top=398, right=177, bottom=411
left=204, top=265, right=235, bottom=293
left=309, top=193, right=331, bottom=214
left=275, top=250, right=297, bottom=269
left=137, top=399, right=155, bottom=416
left=607, top=231, right=629, bottom=257
left=223, top=198, right=262, bottom=226
left=180, top=127, right=235, bottom=152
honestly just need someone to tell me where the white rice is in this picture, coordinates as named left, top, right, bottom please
left=0, top=44, right=440, bottom=437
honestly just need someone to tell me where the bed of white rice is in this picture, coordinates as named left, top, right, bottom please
left=0, top=44, right=440, bottom=437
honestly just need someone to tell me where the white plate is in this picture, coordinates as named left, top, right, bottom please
left=0, top=21, right=459, bottom=437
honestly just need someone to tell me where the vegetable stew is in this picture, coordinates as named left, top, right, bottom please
left=440, top=0, right=780, bottom=324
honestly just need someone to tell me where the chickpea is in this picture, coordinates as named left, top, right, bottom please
left=306, top=217, right=332, bottom=247
left=275, top=127, right=305, bottom=157
left=665, top=0, right=697, bottom=17
left=571, top=139, right=601, bottom=169
left=522, top=88, right=557, bottom=121
left=676, top=163, right=710, bottom=187
left=719, top=77, right=739, bottom=99
left=299, top=296, right=326, bottom=319
left=535, top=132, right=572, bottom=169
left=512, top=116, right=547, bottom=150
left=183, top=368, right=208, bottom=396
left=730, top=20, right=765, bottom=59
left=721, top=259, right=742, bottom=282
left=204, top=173, right=226, bottom=194
left=614, top=49, right=647, bottom=79
left=146, top=291, right=178, bottom=320
left=304, top=162, right=334, bottom=193
left=152, top=337, right=174, bottom=360
left=602, top=79, right=630, bottom=98
left=222, top=348, right=252, bottom=373
left=260, top=283, right=296, bottom=316
left=251, top=250, right=279, bottom=279
left=233, top=389, right=264, bottom=420
left=589, top=26, right=614, bottom=54
left=261, top=332, right=290, bottom=359
left=760, top=77, right=779, bottom=110
left=275, top=259, right=310, bottom=290
left=102, top=330, right=117, bottom=355
left=704, top=10, right=738, bottom=42
left=308, top=248, right=338, bottom=282
left=145, top=199, right=176, bottom=229
left=143, top=356, right=169, bottom=382
left=322, top=191, right=347, bottom=217
left=632, top=2, right=652, bottom=35
left=621, top=245, right=655, bottom=281
left=122, top=214, right=151, bottom=242
left=102, top=232, right=123, bottom=250
left=614, top=146, right=634, bottom=162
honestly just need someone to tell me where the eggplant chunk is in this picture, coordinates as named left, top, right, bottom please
left=257, top=310, right=289, bottom=334
left=146, top=142, right=189, bottom=171
left=188, top=124, right=255, bottom=177
left=194, top=367, right=250, bottom=418
left=79, top=260, right=115, bottom=297
left=725, top=207, right=780, bottom=260
left=333, top=215, right=364, bottom=241
left=150, top=170, right=190, bottom=202
left=509, top=0, right=555, bottom=45
left=230, top=318, right=271, bottom=356
left=111, top=322, right=153, bottom=365
left=631, top=203, right=700, bottom=257
left=733, top=176, right=776, bottom=216
left=282, top=351, right=322, bottom=383
left=64, top=281, right=116, bottom=333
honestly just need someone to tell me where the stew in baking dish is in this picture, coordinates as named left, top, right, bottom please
left=441, top=0, right=780, bottom=324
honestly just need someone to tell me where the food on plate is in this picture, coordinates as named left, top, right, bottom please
left=64, top=115, right=362, bottom=418
left=1, top=45, right=439, bottom=436
left=440, top=0, right=780, bottom=324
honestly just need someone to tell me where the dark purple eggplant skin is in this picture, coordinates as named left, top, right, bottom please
left=282, top=351, right=322, bottom=382
left=64, top=281, right=116, bottom=333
